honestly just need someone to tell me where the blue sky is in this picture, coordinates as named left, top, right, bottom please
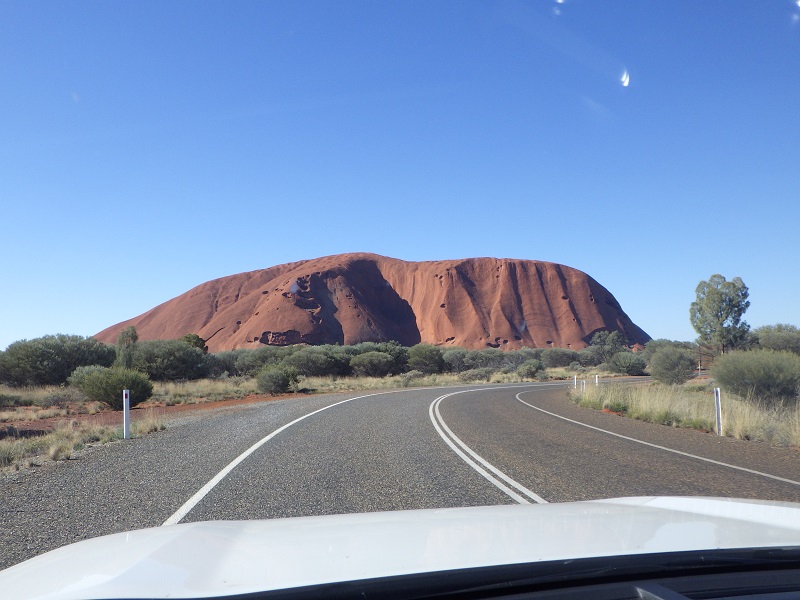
left=2, top=0, right=799, bottom=350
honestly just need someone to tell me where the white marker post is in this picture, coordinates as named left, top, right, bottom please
left=580, top=380, right=586, bottom=394
left=123, top=389, right=131, bottom=439
left=714, top=387, right=723, bottom=436
left=595, top=374, right=599, bottom=386
left=573, top=375, right=577, bottom=389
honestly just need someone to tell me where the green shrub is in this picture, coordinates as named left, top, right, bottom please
left=179, top=333, right=208, bottom=352
left=281, top=347, right=350, bottom=377
left=0, top=393, right=23, bottom=408
left=754, top=324, right=800, bottom=355
left=567, top=361, right=586, bottom=373
left=541, top=347, right=579, bottom=368
left=408, top=344, right=445, bottom=374
left=349, top=351, right=395, bottom=377
left=348, top=341, right=409, bottom=373
left=641, top=339, right=697, bottom=364
left=205, top=350, right=248, bottom=378
left=458, top=367, right=496, bottom=382
left=398, top=370, right=425, bottom=386
left=463, top=348, right=506, bottom=370
left=586, top=331, right=628, bottom=364
left=67, top=365, right=108, bottom=388
left=648, top=347, right=696, bottom=385
left=0, top=335, right=115, bottom=386
left=442, top=348, right=468, bottom=373
left=234, top=346, right=294, bottom=377
left=516, top=359, right=544, bottom=379
left=78, top=368, right=153, bottom=409
left=256, top=366, right=299, bottom=395
left=132, top=339, right=208, bottom=381
left=36, top=387, right=87, bottom=408
left=712, top=349, right=800, bottom=403
left=608, top=352, right=647, bottom=376
left=577, top=347, right=601, bottom=367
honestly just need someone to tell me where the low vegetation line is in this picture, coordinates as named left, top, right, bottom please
left=571, top=381, right=800, bottom=448
left=0, top=410, right=166, bottom=473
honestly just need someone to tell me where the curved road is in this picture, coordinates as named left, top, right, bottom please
left=2, top=382, right=798, bottom=568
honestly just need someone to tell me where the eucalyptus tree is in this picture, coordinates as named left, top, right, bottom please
left=690, top=274, right=750, bottom=354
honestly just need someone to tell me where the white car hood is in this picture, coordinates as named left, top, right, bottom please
left=2, top=496, right=800, bottom=599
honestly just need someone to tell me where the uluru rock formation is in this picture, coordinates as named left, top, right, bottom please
left=95, top=253, right=650, bottom=352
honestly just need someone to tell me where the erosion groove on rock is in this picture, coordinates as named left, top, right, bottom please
left=95, top=253, right=650, bottom=352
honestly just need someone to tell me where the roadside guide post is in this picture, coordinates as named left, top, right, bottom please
left=573, top=375, right=577, bottom=389
left=595, top=374, right=599, bottom=386
left=580, top=380, right=586, bottom=394
left=123, top=389, right=131, bottom=439
left=714, top=387, right=723, bottom=436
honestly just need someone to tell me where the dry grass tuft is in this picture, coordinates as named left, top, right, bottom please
left=152, top=378, right=258, bottom=406
left=132, top=409, right=166, bottom=435
left=0, top=414, right=158, bottom=472
left=572, top=381, right=799, bottom=447
left=299, top=373, right=472, bottom=393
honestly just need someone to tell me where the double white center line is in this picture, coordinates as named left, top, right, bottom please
left=429, top=386, right=550, bottom=504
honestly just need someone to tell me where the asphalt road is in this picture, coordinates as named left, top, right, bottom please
left=1, top=382, right=798, bottom=569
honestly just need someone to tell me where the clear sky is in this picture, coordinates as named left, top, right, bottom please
left=2, top=0, right=799, bottom=351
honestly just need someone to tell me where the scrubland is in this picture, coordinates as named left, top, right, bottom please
left=572, top=380, right=800, bottom=448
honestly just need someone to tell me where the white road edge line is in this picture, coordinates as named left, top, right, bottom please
left=515, top=391, right=800, bottom=488
left=429, top=385, right=557, bottom=504
left=162, top=389, right=408, bottom=526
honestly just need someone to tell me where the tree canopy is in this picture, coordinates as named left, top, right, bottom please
left=0, top=335, right=115, bottom=386
left=689, top=274, right=750, bottom=353
left=754, top=324, right=800, bottom=355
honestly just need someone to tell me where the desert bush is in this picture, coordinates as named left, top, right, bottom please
left=586, top=331, right=628, bottom=364
left=458, top=367, right=496, bottom=382
left=462, top=348, right=506, bottom=370
left=754, top=324, right=800, bottom=355
left=567, top=361, right=586, bottom=373
left=408, top=344, right=445, bottom=374
left=281, top=346, right=350, bottom=377
left=0, top=335, right=115, bottom=386
left=256, top=366, right=299, bottom=395
left=0, top=393, right=23, bottom=408
left=541, top=347, right=579, bottom=368
left=442, top=348, right=468, bottom=373
left=234, top=346, right=294, bottom=377
left=349, top=351, right=395, bottom=377
left=77, top=368, right=153, bottom=409
left=398, top=370, right=425, bottom=386
left=131, top=339, right=208, bottom=381
left=179, top=333, right=207, bottom=352
left=577, top=347, right=601, bottom=367
left=573, top=382, right=800, bottom=447
left=205, top=349, right=250, bottom=378
left=648, top=347, right=696, bottom=385
left=152, top=377, right=257, bottom=405
left=712, top=349, right=800, bottom=404
left=35, top=387, right=87, bottom=408
left=641, top=339, right=697, bottom=364
left=608, top=352, right=646, bottom=376
left=516, top=359, right=544, bottom=379
left=348, top=341, right=409, bottom=373
left=67, top=365, right=108, bottom=388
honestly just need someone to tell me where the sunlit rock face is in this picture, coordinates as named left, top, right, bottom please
left=95, top=253, right=650, bottom=352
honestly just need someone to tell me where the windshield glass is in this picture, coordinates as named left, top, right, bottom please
left=1, top=0, right=799, bottom=590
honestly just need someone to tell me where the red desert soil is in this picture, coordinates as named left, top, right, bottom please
left=1, top=395, right=285, bottom=438
left=95, top=253, right=650, bottom=353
